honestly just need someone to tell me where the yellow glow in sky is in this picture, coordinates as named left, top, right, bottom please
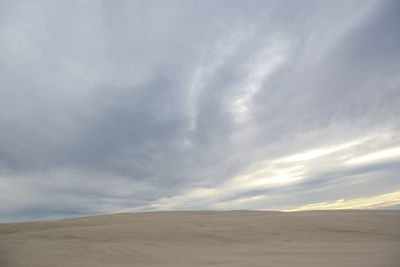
left=127, top=132, right=400, bottom=212
left=250, top=174, right=303, bottom=186
left=284, top=190, right=400, bottom=211
left=345, top=146, right=400, bottom=165
left=278, top=140, right=361, bottom=163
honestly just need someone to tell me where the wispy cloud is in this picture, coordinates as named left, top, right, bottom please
left=345, top=146, right=400, bottom=165
left=284, top=190, right=400, bottom=211
left=127, top=131, right=400, bottom=211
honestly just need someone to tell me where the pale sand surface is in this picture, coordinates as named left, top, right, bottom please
left=1, top=210, right=399, bottom=266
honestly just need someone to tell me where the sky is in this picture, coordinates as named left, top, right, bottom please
left=0, top=0, right=399, bottom=222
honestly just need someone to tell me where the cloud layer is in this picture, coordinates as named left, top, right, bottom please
left=0, top=0, right=399, bottom=222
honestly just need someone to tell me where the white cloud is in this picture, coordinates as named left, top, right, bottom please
left=345, top=146, right=400, bottom=165
left=133, top=130, right=400, bottom=211
left=284, top=190, right=400, bottom=211
left=231, top=39, right=288, bottom=122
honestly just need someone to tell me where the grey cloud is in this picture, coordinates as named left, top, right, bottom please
left=0, top=0, right=399, bottom=222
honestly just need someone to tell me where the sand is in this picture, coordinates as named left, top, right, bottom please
left=0, top=210, right=399, bottom=266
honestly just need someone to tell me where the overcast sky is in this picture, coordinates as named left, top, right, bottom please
left=1, top=0, right=399, bottom=222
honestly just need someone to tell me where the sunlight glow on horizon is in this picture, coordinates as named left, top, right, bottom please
left=122, top=131, right=400, bottom=212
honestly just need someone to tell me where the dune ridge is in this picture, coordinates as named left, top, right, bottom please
left=1, top=210, right=399, bottom=266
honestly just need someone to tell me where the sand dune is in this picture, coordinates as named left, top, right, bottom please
left=1, top=210, right=399, bottom=266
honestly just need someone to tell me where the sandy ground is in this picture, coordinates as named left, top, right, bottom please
left=0, top=210, right=399, bottom=267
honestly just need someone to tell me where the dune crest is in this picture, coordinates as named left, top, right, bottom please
left=1, top=210, right=399, bottom=266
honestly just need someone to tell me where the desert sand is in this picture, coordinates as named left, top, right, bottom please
left=0, top=210, right=399, bottom=266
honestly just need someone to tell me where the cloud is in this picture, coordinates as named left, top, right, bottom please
left=0, top=0, right=399, bottom=222
left=345, top=146, right=400, bottom=165
left=121, top=131, right=400, bottom=212
left=284, top=190, right=400, bottom=211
